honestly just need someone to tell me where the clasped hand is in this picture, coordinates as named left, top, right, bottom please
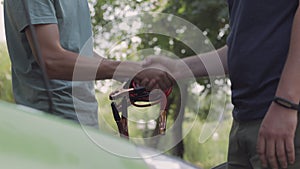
left=133, top=56, right=179, bottom=91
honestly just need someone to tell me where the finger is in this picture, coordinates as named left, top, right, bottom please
left=257, top=136, right=268, bottom=168
left=146, top=79, right=157, bottom=91
left=157, top=76, right=169, bottom=90
left=285, top=137, right=295, bottom=165
left=166, top=73, right=175, bottom=86
left=154, top=84, right=159, bottom=90
left=160, top=73, right=173, bottom=89
left=276, top=140, right=287, bottom=169
left=160, top=71, right=175, bottom=90
left=140, top=78, right=149, bottom=88
left=134, top=78, right=141, bottom=86
left=266, top=139, right=278, bottom=169
left=149, top=70, right=168, bottom=90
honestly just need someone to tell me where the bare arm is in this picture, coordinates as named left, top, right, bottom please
left=143, top=45, right=228, bottom=80
left=25, top=24, right=173, bottom=89
left=179, top=45, right=228, bottom=78
left=25, top=24, right=140, bottom=81
left=275, top=7, right=300, bottom=105
left=257, top=3, right=300, bottom=169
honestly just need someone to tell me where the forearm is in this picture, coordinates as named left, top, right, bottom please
left=26, top=24, right=143, bottom=81
left=257, top=7, right=300, bottom=168
left=275, top=6, right=300, bottom=103
left=93, top=51, right=143, bottom=81
left=45, top=49, right=142, bottom=81
left=175, top=45, right=228, bottom=79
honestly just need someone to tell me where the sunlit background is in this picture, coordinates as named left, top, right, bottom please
left=0, top=1, right=233, bottom=168
left=0, top=0, right=5, bottom=42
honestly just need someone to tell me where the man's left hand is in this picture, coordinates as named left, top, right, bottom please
left=257, top=103, right=297, bottom=169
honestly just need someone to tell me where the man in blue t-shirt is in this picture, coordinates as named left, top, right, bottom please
left=145, top=0, right=300, bottom=168
left=4, top=0, right=173, bottom=128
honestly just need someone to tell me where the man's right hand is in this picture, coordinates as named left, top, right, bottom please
left=135, top=62, right=174, bottom=91
left=142, top=56, right=183, bottom=80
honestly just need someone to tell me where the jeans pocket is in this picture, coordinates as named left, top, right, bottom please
left=249, top=154, right=263, bottom=169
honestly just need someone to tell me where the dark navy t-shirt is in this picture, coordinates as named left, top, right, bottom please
left=227, top=0, right=299, bottom=121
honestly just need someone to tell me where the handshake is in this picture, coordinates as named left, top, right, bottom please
left=109, top=56, right=184, bottom=137
left=121, top=56, right=183, bottom=91
left=96, top=48, right=224, bottom=90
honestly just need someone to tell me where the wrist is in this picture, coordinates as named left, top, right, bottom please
left=96, top=59, right=121, bottom=80
left=273, top=96, right=299, bottom=111
left=276, top=91, right=300, bottom=103
left=123, top=61, right=143, bottom=79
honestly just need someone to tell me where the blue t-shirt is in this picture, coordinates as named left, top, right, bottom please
left=227, top=0, right=299, bottom=121
left=4, top=0, right=98, bottom=127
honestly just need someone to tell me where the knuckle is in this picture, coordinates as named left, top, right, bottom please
left=286, top=148, right=294, bottom=154
left=151, top=77, right=157, bottom=82
left=157, top=74, right=163, bottom=79
left=276, top=153, right=285, bottom=160
left=159, top=72, right=166, bottom=78
left=263, top=131, right=277, bottom=138
left=267, top=154, right=276, bottom=161
left=286, top=133, right=295, bottom=139
left=282, top=132, right=293, bottom=138
left=258, top=131, right=266, bottom=137
left=154, top=78, right=161, bottom=84
left=258, top=129, right=270, bottom=136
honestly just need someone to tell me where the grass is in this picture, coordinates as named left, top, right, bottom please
left=0, top=43, right=13, bottom=102
left=183, top=115, right=232, bottom=169
left=96, top=90, right=232, bottom=169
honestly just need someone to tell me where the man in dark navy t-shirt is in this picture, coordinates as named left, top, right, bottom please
left=226, top=1, right=300, bottom=168
left=144, top=0, right=300, bottom=168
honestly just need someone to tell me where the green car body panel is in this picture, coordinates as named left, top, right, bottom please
left=0, top=101, right=149, bottom=169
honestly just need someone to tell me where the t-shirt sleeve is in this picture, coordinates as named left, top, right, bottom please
left=7, top=0, right=57, bottom=32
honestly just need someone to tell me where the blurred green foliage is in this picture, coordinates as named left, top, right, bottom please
left=92, top=0, right=230, bottom=119
left=92, top=1, right=232, bottom=168
left=138, top=0, right=230, bottom=121
left=0, top=43, right=13, bottom=102
left=97, top=91, right=232, bottom=169
left=0, top=1, right=232, bottom=168
left=164, top=0, right=229, bottom=48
